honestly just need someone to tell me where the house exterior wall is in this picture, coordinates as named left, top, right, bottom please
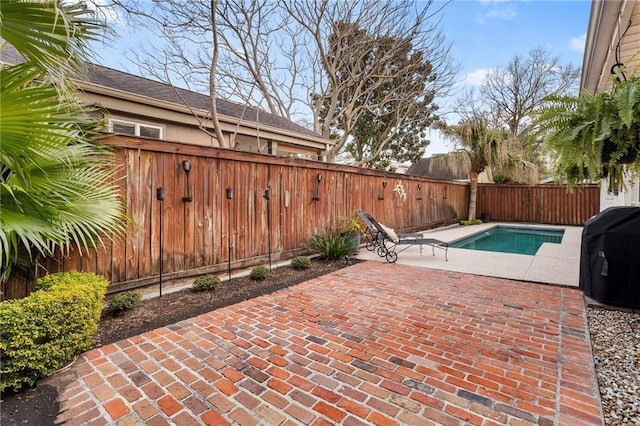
left=615, top=2, right=640, bottom=83
left=106, top=112, right=218, bottom=146
left=232, top=135, right=323, bottom=159
left=582, top=0, right=640, bottom=210
left=81, top=89, right=329, bottom=160
left=600, top=177, right=640, bottom=210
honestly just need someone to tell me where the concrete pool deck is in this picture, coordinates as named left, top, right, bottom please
left=356, top=222, right=583, bottom=287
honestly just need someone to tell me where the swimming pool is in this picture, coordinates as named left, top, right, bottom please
left=450, top=226, right=565, bottom=255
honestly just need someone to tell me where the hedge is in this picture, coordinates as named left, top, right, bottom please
left=0, top=271, right=108, bottom=392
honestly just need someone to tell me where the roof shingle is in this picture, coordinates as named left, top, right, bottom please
left=1, top=44, right=324, bottom=140
left=406, top=157, right=469, bottom=180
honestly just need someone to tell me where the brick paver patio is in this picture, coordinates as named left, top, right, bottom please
left=56, top=262, right=603, bottom=425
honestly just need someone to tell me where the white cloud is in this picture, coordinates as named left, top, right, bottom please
left=570, top=33, right=586, bottom=53
left=476, top=0, right=517, bottom=24
left=485, top=5, right=517, bottom=20
left=463, top=68, right=492, bottom=86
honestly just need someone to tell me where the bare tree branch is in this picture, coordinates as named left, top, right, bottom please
left=286, top=0, right=457, bottom=164
left=209, top=0, right=227, bottom=147
left=480, top=47, right=580, bottom=136
left=89, top=0, right=457, bottom=166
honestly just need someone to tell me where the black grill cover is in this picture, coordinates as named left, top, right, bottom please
left=579, top=206, right=640, bottom=308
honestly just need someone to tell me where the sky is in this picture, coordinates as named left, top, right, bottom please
left=90, top=0, right=592, bottom=159
left=423, top=0, right=591, bottom=156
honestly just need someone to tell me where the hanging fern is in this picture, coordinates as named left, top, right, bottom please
left=533, top=75, right=640, bottom=192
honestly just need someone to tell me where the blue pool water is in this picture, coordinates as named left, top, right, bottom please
left=451, top=226, right=564, bottom=255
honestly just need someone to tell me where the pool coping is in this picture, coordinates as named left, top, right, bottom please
left=356, top=222, right=582, bottom=287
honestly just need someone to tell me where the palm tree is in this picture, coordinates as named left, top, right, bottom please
left=434, top=117, right=537, bottom=221
left=0, top=1, right=127, bottom=282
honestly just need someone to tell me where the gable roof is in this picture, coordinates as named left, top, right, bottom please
left=81, top=63, right=323, bottom=140
left=406, top=157, right=469, bottom=180
left=1, top=44, right=326, bottom=142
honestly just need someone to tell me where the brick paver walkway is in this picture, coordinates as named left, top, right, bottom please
left=56, top=262, right=603, bottom=425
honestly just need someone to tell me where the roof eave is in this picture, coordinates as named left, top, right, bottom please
left=581, top=0, right=624, bottom=94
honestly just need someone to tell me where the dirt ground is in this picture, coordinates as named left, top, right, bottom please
left=0, top=258, right=356, bottom=425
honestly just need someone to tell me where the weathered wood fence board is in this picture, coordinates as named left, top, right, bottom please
left=3, top=134, right=602, bottom=300
left=475, top=183, right=600, bottom=225
left=2, top=136, right=468, bottom=299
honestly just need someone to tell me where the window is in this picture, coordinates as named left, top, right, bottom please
left=110, top=119, right=162, bottom=139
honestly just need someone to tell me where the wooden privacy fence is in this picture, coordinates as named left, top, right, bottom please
left=3, top=136, right=468, bottom=299
left=476, top=183, right=600, bottom=225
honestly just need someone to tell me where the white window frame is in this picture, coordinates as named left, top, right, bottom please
left=109, top=119, right=163, bottom=139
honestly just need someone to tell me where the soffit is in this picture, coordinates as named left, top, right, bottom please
left=582, top=0, right=640, bottom=93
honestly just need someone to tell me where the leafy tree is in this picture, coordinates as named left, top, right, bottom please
left=0, top=1, right=127, bottom=281
left=436, top=117, right=537, bottom=221
left=289, top=0, right=455, bottom=164
left=316, top=23, right=438, bottom=168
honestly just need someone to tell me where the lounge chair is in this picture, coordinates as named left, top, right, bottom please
left=357, top=210, right=448, bottom=263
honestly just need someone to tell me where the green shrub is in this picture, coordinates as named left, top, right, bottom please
left=460, top=219, right=483, bottom=226
left=107, top=291, right=142, bottom=313
left=0, top=271, right=108, bottom=392
left=291, top=256, right=312, bottom=270
left=304, top=233, right=359, bottom=261
left=192, top=274, right=222, bottom=291
left=249, top=265, right=270, bottom=280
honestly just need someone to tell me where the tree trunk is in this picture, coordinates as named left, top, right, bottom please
left=209, top=0, right=228, bottom=148
left=468, top=172, right=478, bottom=221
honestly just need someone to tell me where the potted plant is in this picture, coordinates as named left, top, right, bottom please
left=533, top=74, right=640, bottom=192
left=338, top=212, right=367, bottom=248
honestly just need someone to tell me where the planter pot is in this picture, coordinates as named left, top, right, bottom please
left=480, top=212, right=491, bottom=223
left=345, top=233, right=361, bottom=253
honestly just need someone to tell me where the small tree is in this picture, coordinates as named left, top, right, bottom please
left=436, top=117, right=537, bottom=221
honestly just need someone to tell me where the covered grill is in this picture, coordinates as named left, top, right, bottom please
left=579, top=206, right=640, bottom=308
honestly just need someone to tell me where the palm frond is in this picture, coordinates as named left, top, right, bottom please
left=429, top=150, right=470, bottom=177
left=0, top=1, right=100, bottom=83
left=0, top=1, right=127, bottom=279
